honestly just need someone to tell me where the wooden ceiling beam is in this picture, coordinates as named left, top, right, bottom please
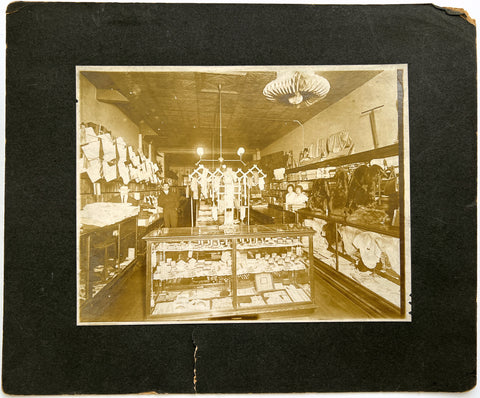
left=96, top=88, right=129, bottom=104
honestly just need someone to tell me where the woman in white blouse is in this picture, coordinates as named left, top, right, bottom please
left=285, top=184, right=297, bottom=206
left=294, top=186, right=309, bottom=207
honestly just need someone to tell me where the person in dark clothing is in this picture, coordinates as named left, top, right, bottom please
left=158, top=182, right=180, bottom=228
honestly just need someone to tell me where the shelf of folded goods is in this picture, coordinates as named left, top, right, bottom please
left=236, top=239, right=302, bottom=250
left=137, top=211, right=163, bottom=227
left=296, top=208, right=400, bottom=238
left=286, top=144, right=399, bottom=173
left=144, top=224, right=316, bottom=320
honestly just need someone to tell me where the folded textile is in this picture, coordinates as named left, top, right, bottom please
left=353, top=232, right=382, bottom=269
left=338, top=225, right=361, bottom=257
left=80, top=202, right=140, bottom=227
left=375, top=235, right=400, bottom=274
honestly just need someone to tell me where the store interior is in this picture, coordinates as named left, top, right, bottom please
left=77, top=67, right=406, bottom=323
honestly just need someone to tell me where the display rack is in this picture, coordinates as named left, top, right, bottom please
left=79, top=215, right=138, bottom=316
left=144, top=224, right=315, bottom=320
left=285, top=144, right=398, bottom=173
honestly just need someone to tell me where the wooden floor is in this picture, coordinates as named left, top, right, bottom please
left=85, top=259, right=394, bottom=323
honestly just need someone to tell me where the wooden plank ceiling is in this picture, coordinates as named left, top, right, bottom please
left=81, top=69, right=381, bottom=162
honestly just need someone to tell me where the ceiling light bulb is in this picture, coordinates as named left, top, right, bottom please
left=218, top=156, right=224, bottom=163
left=288, top=92, right=303, bottom=105
left=196, top=147, right=204, bottom=157
left=237, top=147, right=245, bottom=156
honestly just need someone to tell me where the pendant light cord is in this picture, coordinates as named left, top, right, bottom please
left=219, top=84, right=222, bottom=160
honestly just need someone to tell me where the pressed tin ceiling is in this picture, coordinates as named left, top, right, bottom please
left=81, top=69, right=382, bottom=156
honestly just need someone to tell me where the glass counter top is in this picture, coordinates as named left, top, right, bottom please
left=143, top=223, right=315, bottom=240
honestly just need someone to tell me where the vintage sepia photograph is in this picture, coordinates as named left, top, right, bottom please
left=77, top=65, right=410, bottom=324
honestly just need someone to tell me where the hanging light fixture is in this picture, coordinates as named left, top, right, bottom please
left=263, top=71, right=330, bottom=107
left=195, top=85, right=247, bottom=166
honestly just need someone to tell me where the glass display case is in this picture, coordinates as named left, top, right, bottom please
left=144, top=224, right=315, bottom=320
left=78, top=215, right=138, bottom=315
left=297, top=210, right=403, bottom=315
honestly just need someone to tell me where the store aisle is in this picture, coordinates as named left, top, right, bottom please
left=94, top=261, right=146, bottom=323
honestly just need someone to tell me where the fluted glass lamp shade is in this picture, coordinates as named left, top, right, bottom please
left=263, top=71, right=330, bottom=107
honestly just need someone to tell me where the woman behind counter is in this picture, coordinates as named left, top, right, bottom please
left=285, top=184, right=309, bottom=211
left=285, top=184, right=297, bottom=206
left=294, top=185, right=309, bottom=207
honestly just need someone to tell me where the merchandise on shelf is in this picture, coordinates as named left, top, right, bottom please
left=80, top=202, right=140, bottom=227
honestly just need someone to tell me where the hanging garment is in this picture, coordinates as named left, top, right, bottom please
left=145, top=161, right=153, bottom=180
left=327, top=131, right=353, bottom=154
left=80, top=126, right=98, bottom=145
left=309, top=143, right=315, bottom=159
left=224, top=208, right=234, bottom=225
left=258, top=177, right=265, bottom=190
left=81, top=140, right=100, bottom=161
left=128, top=146, right=140, bottom=167
left=218, top=199, right=225, bottom=213
left=86, top=158, right=103, bottom=183
left=116, top=140, right=127, bottom=162
left=319, top=138, right=328, bottom=158
left=327, top=133, right=342, bottom=154
left=224, top=183, right=235, bottom=208
left=99, top=134, right=116, bottom=162
left=252, top=171, right=259, bottom=185
left=118, top=162, right=130, bottom=185
left=339, top=131, right=353, bottom=149
left=313, top=140, right=320, bottom=158
left=223, top=168, right=236, bottom=184
left=244, top=175, right=252, bottom=189
left=353, top=232, right=382, bottom=269
left=200, top=168, right=209, bottom=198
left=212, top=206, right=218, bottom=221
left=239, top=206, right=246, bottom=221
left=190, top=177, right=199, bottom=200
left=128, top=164, right=137, bottom=181
left=213, top=175, right=221, bottom=192
left=102, top=160, right=117, bottom=182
